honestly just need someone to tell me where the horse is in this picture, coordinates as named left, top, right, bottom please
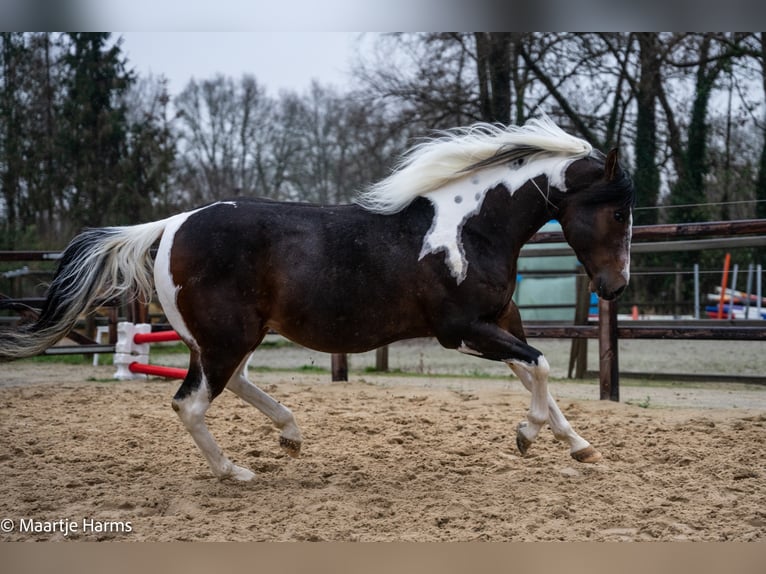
left=0, top=115, right=634, bottom=481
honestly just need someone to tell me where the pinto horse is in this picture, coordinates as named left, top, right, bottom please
left=0, top=116, right=634, bottom=481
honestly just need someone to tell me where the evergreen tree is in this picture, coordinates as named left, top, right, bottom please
left=58, top=33, right=134, bottom=230
left=0, top=33, right=26, bottom=246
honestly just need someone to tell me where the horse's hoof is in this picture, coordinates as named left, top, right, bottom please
left=516, top=422, right=533, bottom=456
left=280, top=436, right=302, bottom=458
left=571, top=446, right=602, bottom=464
left=228, top=465, right=256, bottom=482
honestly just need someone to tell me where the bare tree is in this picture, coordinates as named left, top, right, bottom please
left=281, top=81, right=404, bottom=204
left=174, top=74, right=274, bottom=203
left=658, top=33, right=755, bottom=222
left=354, top=33, right=483, bottom=131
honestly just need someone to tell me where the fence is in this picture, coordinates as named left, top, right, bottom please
left=2, top=218, right=765, bottom=400
left=522, top=219, right=766, bottom=400
left=333, top=218, right=766, bottom=395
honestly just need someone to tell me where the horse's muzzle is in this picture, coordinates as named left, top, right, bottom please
left=589, top=277, right=627, bottom=301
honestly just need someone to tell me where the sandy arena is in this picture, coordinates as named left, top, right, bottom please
left=0, top=338, right=764, bottom=541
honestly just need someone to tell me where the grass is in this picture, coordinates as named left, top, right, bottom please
left=626, top=395, right=653, bottom=409
left=259, top=338, right=297, bottom=350
left=19, top=353, right=99, bottom=366
left=144, top=342, right=189, bottom=354
left=296, top=365, right=328, bottom=374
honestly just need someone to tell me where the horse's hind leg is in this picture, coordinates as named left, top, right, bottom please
left=171, top=351, right=256, bottom=481
left=226, top=354, right=303, bottom=457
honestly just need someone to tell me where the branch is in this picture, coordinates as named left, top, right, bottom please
left=518, top=41, right=602, bottom=147
left=656, top=80, right=684, bottom=179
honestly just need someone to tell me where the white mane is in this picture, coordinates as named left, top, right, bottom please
left=356, top=114, right=593, bottom=214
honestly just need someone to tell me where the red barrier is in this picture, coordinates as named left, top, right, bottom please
left=131, top=329, right=185, bottom=380
left=717, top=253, right=731, bottom=319
left=133, top=330, right=182, bottom=344
left=129, top=362, right=188, bottom=380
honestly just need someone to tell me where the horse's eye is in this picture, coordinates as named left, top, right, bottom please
left=614, top=211, right=626, bottom=223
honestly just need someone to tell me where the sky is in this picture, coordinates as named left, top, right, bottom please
left=119, top=32, right=368, bottom=96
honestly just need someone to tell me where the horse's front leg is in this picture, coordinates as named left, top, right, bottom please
left=457, top=322, right=600, bottom=462
left=509, top=364, right=601, bottom=463
left=457, top=322, right=551, bottom=456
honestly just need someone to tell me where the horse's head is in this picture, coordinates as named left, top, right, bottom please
left=556, top=148, right=635, bottom=301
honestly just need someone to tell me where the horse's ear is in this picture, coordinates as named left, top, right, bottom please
left=604, top=147, right=620, bottom=182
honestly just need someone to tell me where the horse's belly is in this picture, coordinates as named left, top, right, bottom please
left=266, top=293, right=430, bottom=354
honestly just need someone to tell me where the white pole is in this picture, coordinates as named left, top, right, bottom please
left=758, top=264, right=763, bottom=320
left=744, top=263, right=754, bottom=319
left=729, top=264, right=739, bottom=320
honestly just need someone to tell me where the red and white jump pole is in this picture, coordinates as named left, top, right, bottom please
left=114, top=322, right=188, bottom=380
left=128, top=362, right=187, bottom=379
left=132, top=330, right=183, bottom=345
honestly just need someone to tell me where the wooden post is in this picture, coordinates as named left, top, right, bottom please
left=108, top=305, right=118, bottom=344
left=375, top=345, right=389, bottom=371
left=598, top=298, right=619, bottom=401
left=331, top=353, right=348, bottom=381
left=127, top=297, right=149, bottom=324
left=82, top=313, right=97, bottom=363
left=568, top=269, right=590, bottom=378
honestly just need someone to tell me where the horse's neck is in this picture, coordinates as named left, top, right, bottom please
left=489, top=182, right=557, bottom=248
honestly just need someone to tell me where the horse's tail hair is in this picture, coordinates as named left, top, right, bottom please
left=0, top=217, right=173, bottom=361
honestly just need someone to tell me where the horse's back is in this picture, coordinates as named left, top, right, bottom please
left=158, top=198, right=435, bottom=353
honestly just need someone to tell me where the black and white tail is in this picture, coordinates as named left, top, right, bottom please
left=0, top=218, right=172, bottom=360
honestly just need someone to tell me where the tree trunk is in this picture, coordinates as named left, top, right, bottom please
left=474, top=33, right=511, bottom=124
left=488, top=33, right=511, bottom=124
left=633, top=33, right=662, bottom=225
left=669, top=34, right=723, bottom=223
left=757, top=33, right=766, bottom=219
left=474, top=33, right=491, bottom=122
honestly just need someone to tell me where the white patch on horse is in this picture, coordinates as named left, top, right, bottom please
left=457, top=342, right=484, bottom=357
left=507, top=354, right=550, bottom=444
left=173, top=378, right=255, bottom=481
left=153, top=205, right=213, bottom=351
left=420, top=156, right=577, bottom=283
left=419, top=176, right=487, bottom=283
